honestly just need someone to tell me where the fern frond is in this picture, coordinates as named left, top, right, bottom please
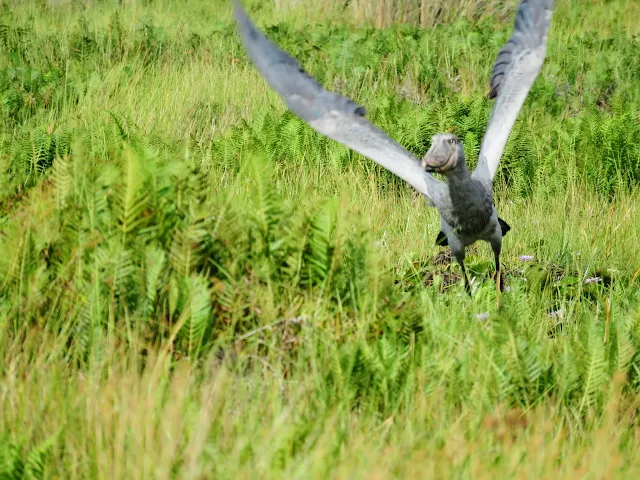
left=614, top=318, right=636, bottom=372
left=52, top=154, right=72, bottom=210
left=301, top=200, right=338, bottom=288
left=186, top=274, right=212, bottom=358
left=24, top=432, right=57, bottom=480
left=0, top=441, right=25, bottom=480
left=144, top=245, right=167, bottom=318
left=247, top=155, right=280, bottom=245
left=579, top=320, right=608, bottom=411
left=168, top=214, right=209, bottom=277
left=115, top=143, right=149, bottom=241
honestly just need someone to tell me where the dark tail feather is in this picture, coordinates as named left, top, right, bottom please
left=499, top=217, right=511, bottom=236
left=435, top=230, right=448, bottom=246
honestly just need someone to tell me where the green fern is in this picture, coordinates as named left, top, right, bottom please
left=1, top=3, right=640, bottom=434
left=115, top=143, right=149, bottom=242
left=613, top=317, right=636, bottom=373
left=557, top=341, right=582, bottom=402
left=75, top=260, right=104, bottom=360
left=107, top=248, right=136, bottom=301
left=107, top=12, right=126, bottom=61
left=186, top=274, right=212, bottom=358
left=144, top=245, right=167, bottom=318
left=168, top=274, right=183, bottom=321
left=0, top=433, right=56, bottom=480
left=246, top=155, right=281, bottom=252
left=0, top=441, right=24, bottom=480
left=52, top=154, right=72, bottom=210
left=8, top=128, right=55, bottom=186
left=579, top=320, right=608, bottom=411
left=24, top=433, right=56, bottom=480
left=301, top=200, right=337, bottom=288
left=70, top=16, right=96, bottom=61
left=168, top=214, right=210, bottom=278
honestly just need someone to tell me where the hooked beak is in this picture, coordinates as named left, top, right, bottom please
left=421, top=158, right=436, bottom=173
left=422, top=142, right=452, bottom=173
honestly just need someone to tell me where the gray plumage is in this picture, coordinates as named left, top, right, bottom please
left=233, top=0, right=554, bottom=296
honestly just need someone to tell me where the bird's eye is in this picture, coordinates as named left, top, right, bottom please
left=449, top=138, right=456, bottom=145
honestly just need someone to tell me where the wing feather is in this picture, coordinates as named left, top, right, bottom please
left=233, top=0, right=441, bottom=204
left=472, top=0, right=554, bottom=185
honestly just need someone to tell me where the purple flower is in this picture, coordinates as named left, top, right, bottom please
left=505, top=285, right=511, bottom=292
left=585, top=276, right=601, bottom=284
left=518, top=255, right=534, bottom=262
left=475, top=312, right=488, bottom=321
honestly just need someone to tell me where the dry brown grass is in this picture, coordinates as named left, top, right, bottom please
left=2, top=328, right=639, bottom=479
left=270, top=0, right=519, bottom=27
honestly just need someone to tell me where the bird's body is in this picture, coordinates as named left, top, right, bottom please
left=420, top=148, right=506, bottom=290
left=436, top=174, right=495, bottom=242
left=233, top=0, right=554, bottom=298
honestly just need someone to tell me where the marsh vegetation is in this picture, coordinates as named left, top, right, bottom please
left=1, top=0, right=640, bottom=477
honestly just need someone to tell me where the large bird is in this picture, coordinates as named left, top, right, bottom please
left=233, top=0, right=554, bottom=303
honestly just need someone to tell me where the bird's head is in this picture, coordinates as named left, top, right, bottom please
left=421, top=134, right=465, bottom=175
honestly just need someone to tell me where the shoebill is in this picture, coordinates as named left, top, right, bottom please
left=232, top=0, right=554, bottom=305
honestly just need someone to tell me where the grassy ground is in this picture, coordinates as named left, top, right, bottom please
left=1, top=0, right=640, bottom=477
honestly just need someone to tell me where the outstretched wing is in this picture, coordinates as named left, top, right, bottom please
left=233, top=0, right=442, bottom=204
left=472, top=0, right=554, bottom=185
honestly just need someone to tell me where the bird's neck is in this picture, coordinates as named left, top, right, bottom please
left=443, top=164, right=472, bottom=187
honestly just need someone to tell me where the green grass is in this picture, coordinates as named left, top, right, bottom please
left=1, top=0, right=640, bottom=477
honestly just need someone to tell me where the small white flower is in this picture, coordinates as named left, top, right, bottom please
left=375, top=230, right=387, bottom=248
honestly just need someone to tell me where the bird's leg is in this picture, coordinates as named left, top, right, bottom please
left=454, top=251, right=472, bottom=296
left=493, top=251, right=505, bottom=290
left=461, top=261, right=472, bottom=295
left=494, top=250, right=502, bottom=309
